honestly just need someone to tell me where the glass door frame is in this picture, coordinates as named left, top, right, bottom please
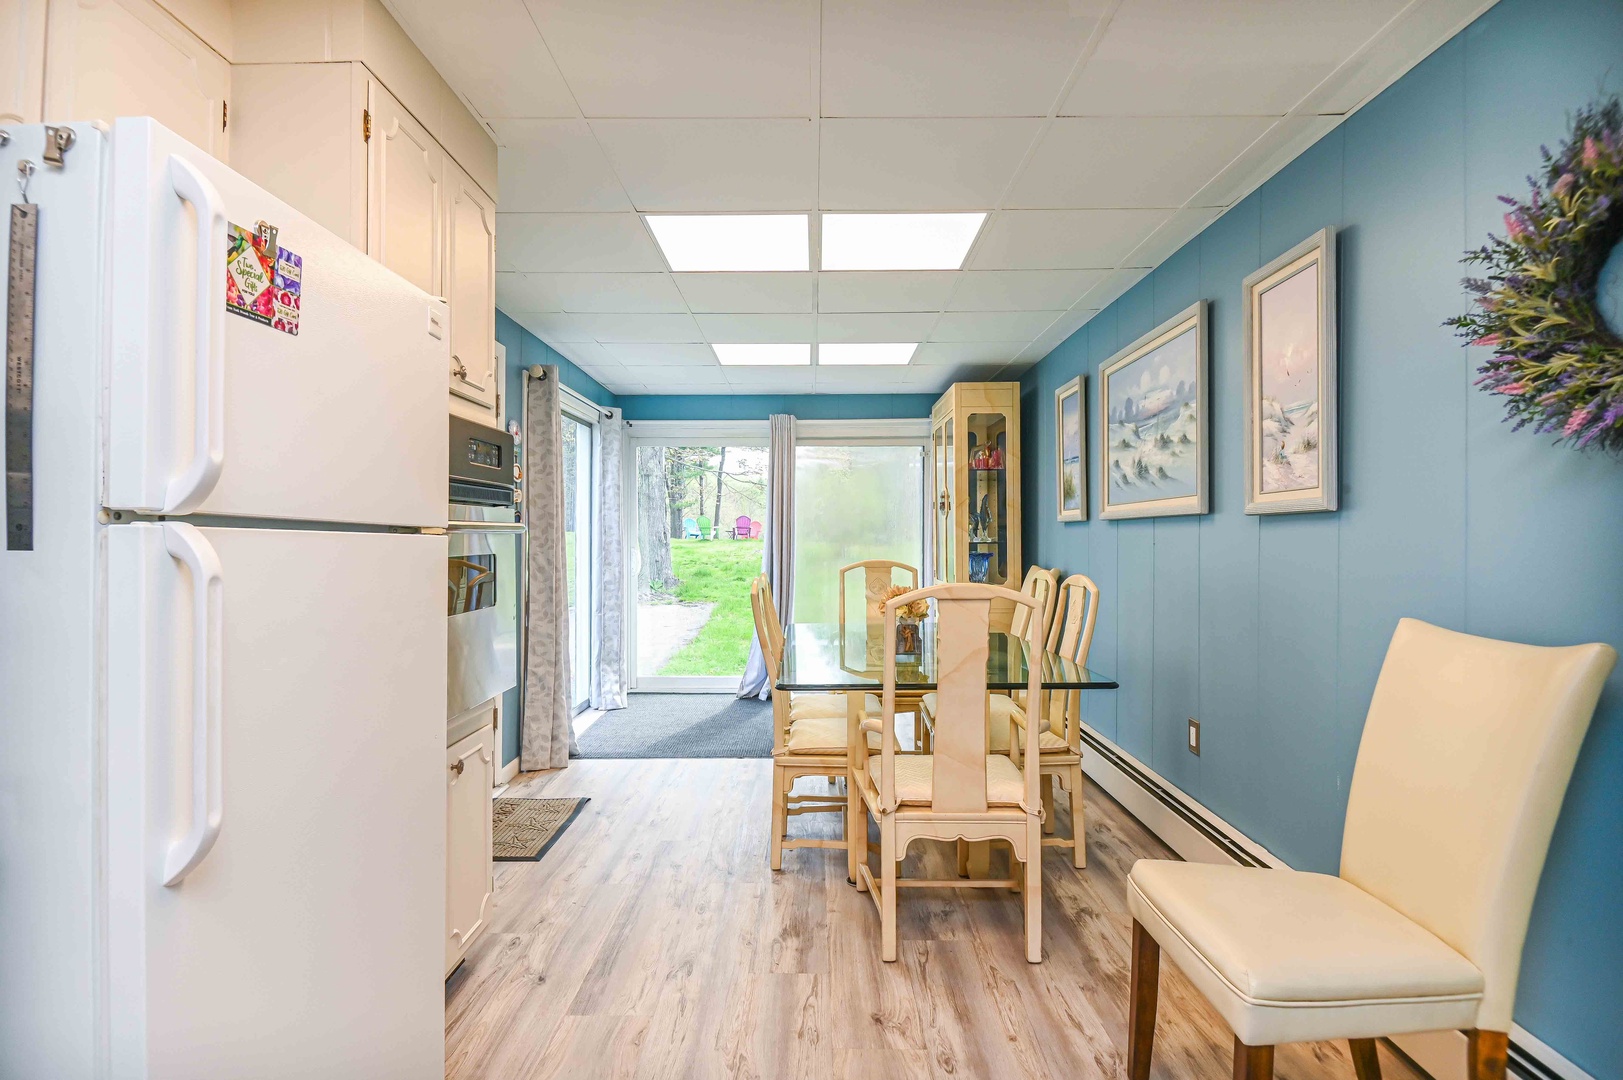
left=558, top=386, right=605, bottom=715
left=623, top=420, right=770, bottom=693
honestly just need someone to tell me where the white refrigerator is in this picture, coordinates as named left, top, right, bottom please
left=1, top=120, right=447, bottom=1079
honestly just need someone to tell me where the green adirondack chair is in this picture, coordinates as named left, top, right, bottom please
left=696, top=515, right=713, bottom=540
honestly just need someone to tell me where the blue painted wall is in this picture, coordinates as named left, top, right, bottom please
left=618, top=393, right=936, bottom=421
left=1019, top=0, right=1622, bottom=1071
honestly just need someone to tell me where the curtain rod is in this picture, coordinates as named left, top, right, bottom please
left=527, top=365, right=614, bottom=419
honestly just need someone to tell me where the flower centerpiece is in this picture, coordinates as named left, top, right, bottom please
left=1446, top=96, right=1623, bottom=451
left=880, top=584, right=929, bottom=659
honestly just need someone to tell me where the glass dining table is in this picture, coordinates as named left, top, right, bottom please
left=776, top=621, right=1119, bottom=696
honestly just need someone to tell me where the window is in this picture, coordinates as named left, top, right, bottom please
left=792, top=439, right=927, bottom=623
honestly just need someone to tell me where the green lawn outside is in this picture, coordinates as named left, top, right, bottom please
left=656, top=538, right=762, bottom=676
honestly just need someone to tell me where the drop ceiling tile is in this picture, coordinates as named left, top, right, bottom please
left=945, top=270, right=1110, bottom=312
left=723, top=368, right=816, bottom=392
left=603, top=343, right=720, bottom=367
left=696, top=314, right=816, bottom=343
left=912, top=341, right=1032, bottom=366
left=819, top=119, right=1042, bottom=210
left=1009, top=117, right=1276, bottom=210
left=1190, top=114, right=1336, bottom=209
left=521, top=0, right=818, bottom=117
left=492, top=121, right=632, bottom=212
left=387, top=0, right=578, bottom=119
left=592, top=119, right=818, bottom=210
left=674, top=273, right=815, bottom=314
left=816, top=272, right=959, bottom=313
left=496, top=213, right=665, bottom=272
left=930, top=311, right=1065, bottom=342
left=1120, top=207, right=1226, bottom=270
left=1061, top=0, right=1407, bottom=117
left=496, top=272, right=688, bottom=313
left=820, top=0, right=1107, bottom=117
left=510, top=312, right=598, bottom=342
left=969, top=210, right=1172, bottom=270
left=574, top=313, right=705, bottom=343
left=815, top=312, right=940, bottom=343
left=622, top=365, right=729, bottom=389
left=549, top=341, right=619, bottom=367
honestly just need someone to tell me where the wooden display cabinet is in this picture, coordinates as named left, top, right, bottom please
left=930, top=383, right=1022, bottom=621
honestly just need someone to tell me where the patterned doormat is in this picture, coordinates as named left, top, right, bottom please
left=492, top=797, right=589, bottom=861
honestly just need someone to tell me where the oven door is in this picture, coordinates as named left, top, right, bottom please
left=447, top=505, right=524, bottom=719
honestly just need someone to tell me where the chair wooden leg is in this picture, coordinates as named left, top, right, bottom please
left=1233, top=1039, right=1273, bottom=1080
left=1041, top=773, right=1057, bottom=834
left=1069, top=764, right=1086, bottom=868
left=956, top=838, right=969, bottom=878
left=1127, top=920, right=1159, bottom=1080
left=1467, top=1031, right=1509, bottom=1080
left=847, top=770, right=866, bottom=890
left=1023, top=820, right=1042, bottom=962
left=879, top=822, right=898, bottom=962
left=1349, top=1038, right=1381, bottom=1080
left=770, top=766, right=787, bottom=871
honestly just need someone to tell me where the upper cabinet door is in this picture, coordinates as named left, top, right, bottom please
left=43, top=0, right=229, bottom=159
left=367, top=79, right=443, bottom=297
left=0, top=0, right=46, bottom=125
left=444, top=156, right=498, bottom=412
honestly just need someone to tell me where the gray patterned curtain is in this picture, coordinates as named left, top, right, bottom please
left=737, top=413, right=796, bottom=699
left=592, top=411, right=627, bottom=710
left=521, top=367, right=576, bottom=770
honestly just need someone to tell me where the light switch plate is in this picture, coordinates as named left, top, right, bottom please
left=1187, top=718, right=1200, bottom=756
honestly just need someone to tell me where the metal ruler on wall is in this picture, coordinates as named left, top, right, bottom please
left=5, top=197, right=38, bottom=550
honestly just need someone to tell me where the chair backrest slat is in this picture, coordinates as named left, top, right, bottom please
left=1045, top=574, right=1100, bottom=740
left=1339, top=618, right=1614, bottom=1031
left=838, top=560, right=920, bottom=624
left=1009, top=566, right=1060, bottom=644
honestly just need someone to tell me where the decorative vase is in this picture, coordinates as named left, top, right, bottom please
left=895, top=618, right=921, bottom=660
left=968, top=551, right=992, bottom=583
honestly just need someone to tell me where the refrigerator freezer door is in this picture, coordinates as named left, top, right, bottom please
left=105, top=523, right=446, bottom=1079
left=104, top=118, right=446, bottom=527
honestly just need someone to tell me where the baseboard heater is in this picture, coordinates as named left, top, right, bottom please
left=1076, top=728, right=1582, bottom=1080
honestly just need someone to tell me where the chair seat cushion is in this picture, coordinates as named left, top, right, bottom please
left=868, top=754, right=1028, bottom=807
left=785, top=714, right=881, bottom=755
left=788, top=692, right=880, bottom=720
left=919, top=693, right=1070, bottom=754
left=1128, top=861, right=1482, bottom=1044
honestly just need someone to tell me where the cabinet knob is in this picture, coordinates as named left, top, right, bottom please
left=452, top=354, right=468, bottom=380
left=450, top=759, right=465, bottom=776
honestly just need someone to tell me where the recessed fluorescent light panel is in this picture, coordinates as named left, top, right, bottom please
left=713, top=343, right=811, bottom=366
left=818, top=343, right=918, bottom=366
left=644, top=214, right=809, bottom=272
left=820, top=212, right=987, bottom=271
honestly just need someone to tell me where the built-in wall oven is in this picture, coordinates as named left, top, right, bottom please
left=448, top=415, right=523, bottom=732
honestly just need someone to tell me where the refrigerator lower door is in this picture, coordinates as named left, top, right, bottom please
left=105, top=523, right=446, bottom=1080
left=102, top=118, right=446, bottom=527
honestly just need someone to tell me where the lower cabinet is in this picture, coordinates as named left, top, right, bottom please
left=446, top=723, right=494, bottom=977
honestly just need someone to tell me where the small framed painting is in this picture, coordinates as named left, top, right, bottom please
left=1099, top=301, right=1209, bottom=520
left=1243, top=228, right=1338, bottom=514
left=1055, top=375, right=1086, bottom=522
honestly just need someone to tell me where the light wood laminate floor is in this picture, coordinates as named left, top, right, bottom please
left=445, top=758, right=1425, bottom=1080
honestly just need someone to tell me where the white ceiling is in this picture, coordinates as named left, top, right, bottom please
left=385, top=0, right=1495, bottom=396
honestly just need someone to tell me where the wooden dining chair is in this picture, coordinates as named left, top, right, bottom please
left=1125, top=619, right=1615, bottom=1080
left=750, top=574, right=880, bottom=870
left=837, top=559, right=920, bottom=624
left=848, top=583, right=1047, bottom=963
left=918, top=565, right=1059, bottom=754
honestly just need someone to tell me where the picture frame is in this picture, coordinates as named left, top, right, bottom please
left=1054, top=375, right=1086, bottom=522
left=1242, top=227, right=1338, bottom=514
left=1098, top=301, right=1209, bottom=520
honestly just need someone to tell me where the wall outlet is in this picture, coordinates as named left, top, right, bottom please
left=1187, top=718, right=1200, bottom=756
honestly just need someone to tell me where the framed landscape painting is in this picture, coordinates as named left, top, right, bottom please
left=1055, top=375, right=1086, bottom=521
left=1243, top=228, right=1338, bottom=514
left=1099, top=302, right=1209, bottom=520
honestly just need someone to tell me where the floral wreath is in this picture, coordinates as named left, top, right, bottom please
left=1448, top=97, right=1623, bottom=451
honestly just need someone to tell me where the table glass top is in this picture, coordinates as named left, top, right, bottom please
left=776, top=621, right=1118, bottom=692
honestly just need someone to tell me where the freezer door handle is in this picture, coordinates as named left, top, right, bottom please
left=161, top=155, right=227, bottom=515
left=161, top=522, right=225, bottom=886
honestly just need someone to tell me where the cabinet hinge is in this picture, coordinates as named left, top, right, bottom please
left=362, top=108, right=372, bottom=143
left=221, top=101, right=228, bottom=132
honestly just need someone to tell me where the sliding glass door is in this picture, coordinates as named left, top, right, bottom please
left=561, top=411, right=594, bottom=713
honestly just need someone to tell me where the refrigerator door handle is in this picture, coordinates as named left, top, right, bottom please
left=161, top=155, right=227, bottom=515
left=161, top=522, right=225, bottom=886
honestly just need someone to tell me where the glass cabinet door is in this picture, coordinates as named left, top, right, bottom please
left=964, top=411, right=1009, bottom=586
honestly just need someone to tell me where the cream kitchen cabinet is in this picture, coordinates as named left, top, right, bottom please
left=38, top=0, right=230, bottom=159
left=445, top=720, right=494, bottom=977
left=368, top=78, right=444, bottom=297
left=445, top=156, right=497, bottom=413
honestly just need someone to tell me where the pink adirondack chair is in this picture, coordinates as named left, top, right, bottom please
left=749, top=520, right=764, bottom=539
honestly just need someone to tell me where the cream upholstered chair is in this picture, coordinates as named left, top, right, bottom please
left=848, top=583, right=1047, bottom=963
left=837, top=559, right=920, bottom=624
left=1126, top=618, right=1616, bottom=1080
left=750, top=575, right=881, bottom=870
left=919, top=565, right=1059, bottom=754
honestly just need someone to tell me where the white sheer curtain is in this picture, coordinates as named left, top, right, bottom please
left=738, top=413, right=796, bottom=700
left=521, top=366, right=577, bottom=770
left=592, top=410, right=627, bottom=710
